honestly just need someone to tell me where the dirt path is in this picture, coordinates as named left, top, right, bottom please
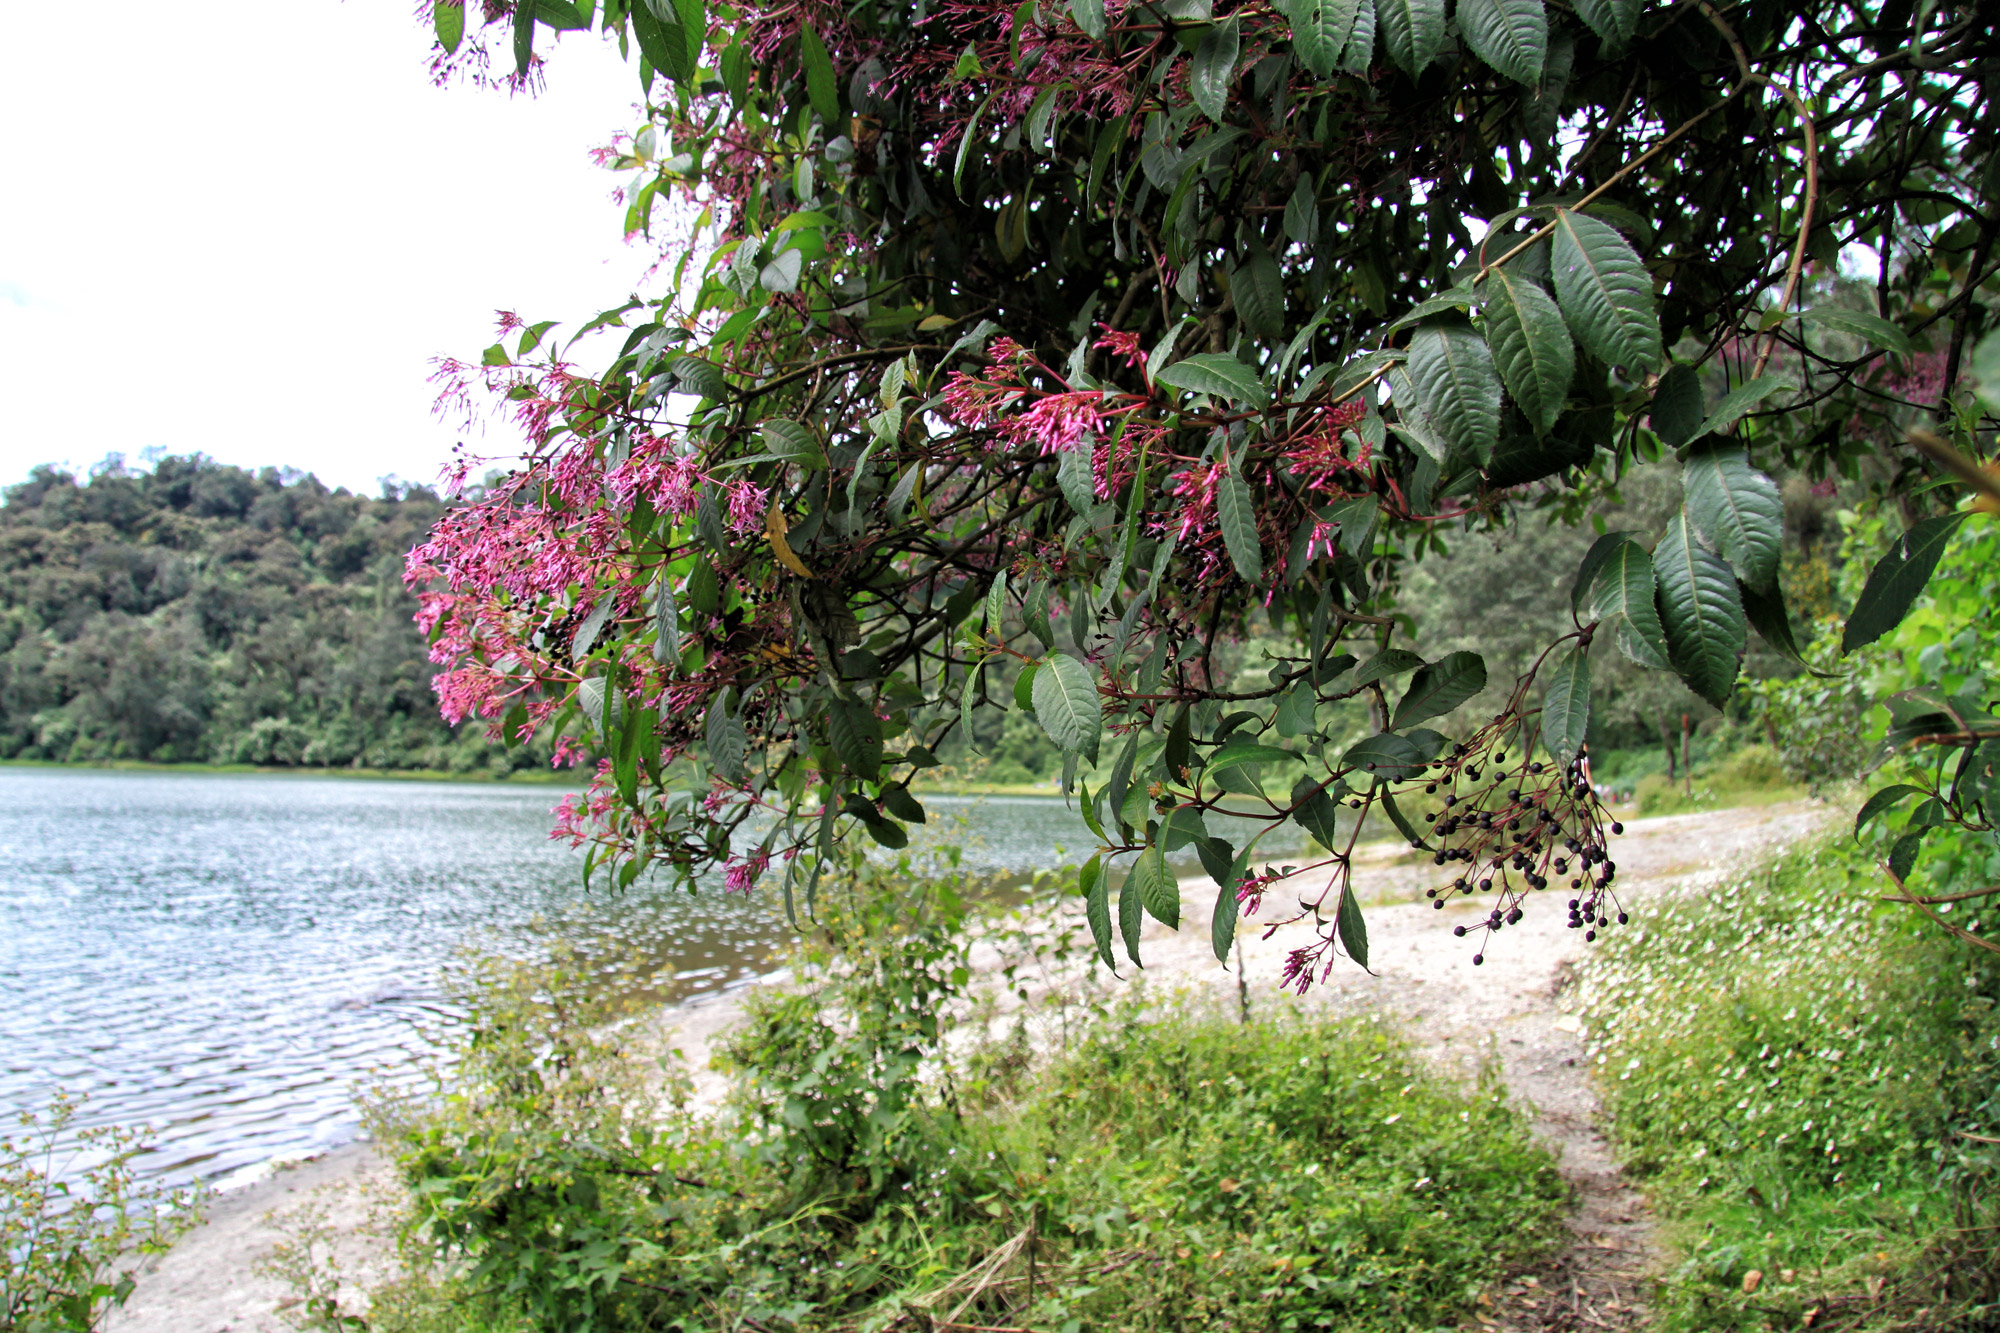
left=106, top=799, right=1831, bottom=1332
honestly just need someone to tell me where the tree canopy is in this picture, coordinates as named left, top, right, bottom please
left=410, top=0, right=1999, bottom=982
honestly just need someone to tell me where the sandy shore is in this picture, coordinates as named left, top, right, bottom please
left=105, top=799, right=1831, bottom=1333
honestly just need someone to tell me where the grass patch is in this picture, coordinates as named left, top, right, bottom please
left=349, top=870, right=1568, bottom=1333
left=1574, top=835, right=2000, bottom=1330
left=1630, top=743, right=1806, bottom=817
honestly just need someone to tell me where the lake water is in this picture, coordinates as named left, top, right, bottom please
left=1, top=770, right=1286, bottom=1186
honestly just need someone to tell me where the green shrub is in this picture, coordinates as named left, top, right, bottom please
left=359, top=857, right=1569, bottom=1333
left=1575, top=835, right=2000, bottom=1330
left=1633, top=743, right=1801, bottom=816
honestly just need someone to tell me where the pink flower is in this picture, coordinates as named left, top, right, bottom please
left=726, top=478, right=768, bottom=534
left=1093, top=324, right=1145, bottom=371
left=1004, top=391, right=1106, bottom=454
left=724, top=847, right=769, bottom=894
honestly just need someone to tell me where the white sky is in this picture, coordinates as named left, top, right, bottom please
left=0, top=1, right=662, bottom=498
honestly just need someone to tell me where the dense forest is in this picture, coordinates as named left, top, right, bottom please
left=0, top=456, right=545, bottom=775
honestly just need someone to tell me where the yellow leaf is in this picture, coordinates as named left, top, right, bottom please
left=917, top=313, right=954, bottom=331
left=765, top=499, right=814, bottom=579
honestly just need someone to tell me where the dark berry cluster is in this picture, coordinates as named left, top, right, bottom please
left=1403, top=746, right=1627, bottom=962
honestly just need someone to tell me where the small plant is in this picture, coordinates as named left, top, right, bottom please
left=0, top=1093, right=201, bottom=1332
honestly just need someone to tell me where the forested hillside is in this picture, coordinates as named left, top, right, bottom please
left=0, top=456, right=541, bottom=775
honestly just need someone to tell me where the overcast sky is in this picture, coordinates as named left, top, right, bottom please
left=0, top=1, right=661, bottom=497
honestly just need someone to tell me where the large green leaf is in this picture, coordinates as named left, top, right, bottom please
left=1583, top=537, right=1670, bottom=669
left=1339, top=0, right=1376, bottom=76
left=1540, top=644, right=1591, bottom=764
left=1805, top=306, right=1912, bottom=356
left=828, top=698, right=884, bottom=781
left=434, top=0, right=465, bottom=53
left=1032, top=651, right=1103, bottom=762
left=1190, top=17, right=1240, bottom=121
left=1739, top=577, right=1829, bottom=676
left=1133, top=841, right=1180, bottom=928
left=1291, top=774, right=1343, bottom=848
left=1654, top=513, right=1747, bottom=706
left=1211, top=858, right=1245, bottom=960
left=798, top=21, right=841, bottom=124
left=1853, top=784, right=1922, bottom=839
left=706, top=692, right=749, bottom=784
left=651, top=571, right=681, bottom=665
left=1336, top=885, right=1369, bottom=969
left=1117, top=853, right=1144, bottom=964
left=1571, top=0, right=1637, bottom=45
left=1480, top=268, right=1574, bottom=436
left=1377, top=0, right=1444, bottom=74
left=1343, top=732, right=1425, bottom=782
left=1648, top=363, right=1703, bottom=448
left=1216, top=462, right=1264, bottom=584
left=1080, top=855, right=1116, bottom=970
left=1841, top=514, right=1967, bottom=653
left=1551, top=210, right=1663, bottom=375
left=1456, top=0, right=1547, bottom=84
left=1283, top=0, right=1362, bottom=76
left=1405, top=324, right=1502, bottom=464
left=1695, top=375, right=1791, bottom=439
left=1232, top=243, right=1286, bottom=342
left=1683, top=443, right=1783, bottom=589
left=1393, top=650, right=1488, bottom=727
left=1208, top=741, right=1302, bottom=773
left=1155, top=353, right=1270, bottom=407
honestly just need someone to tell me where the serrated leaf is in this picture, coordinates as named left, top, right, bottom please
left=1481, top=268, right=1573, bottom=436
left=959, top=657, right=988, bottom=755
left=1456, top=0, right=1546, bottom=83
left=1211, top=870, right=1243, bottom=959
left=1233, top=243, right=1286, bottom=343
left=1081, top=855, right=1116, bottom=970
left=1155, top=353, right=1270, bottom=407
left=1888, top=828, right=1927, bottom=881
left=707, top=692, right=749, bottom=784
left=1572, top=0, right=1637, bottom=44
left=1540, top=644, right=1591, bottom=764
left=1216, top=465, right=1264, bottom=584
left=1190, top=17, right=1240, bottom=121
left=1291, top=775, right=1343, bottom=848
left=1356, top=647, right=1425, bottom=685
left=828, top=698, right=884, bottom=781
left=1842, top=514, right=1967, bottom=653
left=759, top=247, right=804, bottom=294
left=761, top=418, right=826, bottom=468
left=1684, top=443, right=1783, bottom=588
left=434, top=0, right=465, bottom=52
left=1283, top=0, right=1362, bottom=75
left=671, top=354, right=729, bottom=402
left=1393, top=651, right=1488, bottom=727
left=1343, top=732, right=1425, bottom=782
left=1208, top=741, right=1302, bottom=773
left=1405, top=324, right=1502, bottom=464
left=1132, top=841, right=1180, bottom=928
left=1695, top=376, right=1791, bottom=439
left=1805, top=306, right=1911, bottom=356
left=1057, top=442, right=1096, bottom=513
left=1571, top=531, right=1626, bottom=616
left=881, top=784, right=926, bottom=823
left=1655, top=512, right=1747, bottom=705
left=651, top=573, right=681, bottom=664
left=798, top=21, right=840, bottom=124
left=1117, top=855, right=1145, bottom=964
left=1649, top=363, right=1703, bottom=448
left=1551, top=210, right=1663, bottom=375
left=1032, top=652, right=1103, bottom=763
left=1854, top=784, right=1922, bottom=839
left=1336, top=885, right=1369, bottom=969
left=1377, top=0, right=1443, bottom=73
left=1583, top=537, right=1670, bottom=668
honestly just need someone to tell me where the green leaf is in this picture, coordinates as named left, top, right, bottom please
left=1233, top=243, right=1286, bottom=343
left=1014, top=661, right=1040, bottom=711
left=1283, top=0, right=1361, bottom=76
left=1336, top=885, right=1369, bottom=969
left=1339, top=0, right=1376, bottom=76
left=1081, top=855, right=1116, bottom=970
left=651, top=572, right=681, bottom=665
left=1190, top=17, right=1240, bottom=121
left=1540, top=644, right=1591, bottom=764
left=1842, top=514, right=1967, bottom=653
left=1033, top=652, right=1103, bottom=763
left=1804, top=306, right=1911, bottom=357
left=1292, top=775, right=1343, bottom=848
left=1695, top=376, right=1791, bottom=439
left=1405, top=324, right=1503, bottom=464
left=1972, top=332, right=2000, bottom=412
left=1649, top=363, right=1703, bottom=448
left=1343, top=732, right=1425, bottom=782
left=1550, top=210, right=1663, bottom=375
left=799, top=21, right=840, bottom=124
left=1654, top=512, right=1747, bottom=706
left=959, top=657, right=988, bottom=755
left=1155, top=353, right=1270, bottom=407
left=1162, top=804, right=1209, bottom=852
left=1132, top=841, right=1180, bottom=928
left=1355, top=647, right=1425, bottom=685
left=706, top=692, right=749, bottom=784
left=1888, top=829, right=1927, bottom=881
left=1571, top=0, right=1637, bottom=45
left=1377, top=0, right=1444, bottom=73
left=1455, top=0, right=1546, bottom=83
left=1739, top=577, right=1830, bottom=676
left=881, top=784, right=926, bottom=823
left=1854, top=784, right=1922, bottom=839
left=1208, top=741, right=1302, bottom=773
left=758, top=248, right=804, bottom=295
left=828, top=698, right=884, bottom=781
left=630, top=3, right=691, bottom=82
left=1683, top=443, right=1783, bottom=589
left=863, top=814, right=909, bottom=849
left=1583, top=537, right=1670, bottom=669
left=671, top=354, right=729, bottom=401
left=761, top=418, right=827, bottom=469
left=1106, top=730, right=1141, bottom=833
left=984, top=570, right=1009, bottom=637
left=1069, top=0, right=1107, bottom=39
left=1393, top=651, right=1487, bottom=727
left=1211, top=874, right=1241, bottom=960
left=434, top=0, right=465, bottom=53
left=1118, top=854, right=1145, bottom=964
left=1480, top=268, right=1573, bottom=436
left=1217, top=463, right=1264, bottom=584
left=1571, top=531, right=1626, bottom=616
left=1381, top=788, right=1429, bottom=848
left=512, top=1, right=536, bottom=74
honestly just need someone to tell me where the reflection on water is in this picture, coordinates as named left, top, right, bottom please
left=0, top=772, right=1309, bottom=1186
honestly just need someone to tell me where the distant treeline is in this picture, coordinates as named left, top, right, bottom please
left=0, top=456, right=546, bottom=775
